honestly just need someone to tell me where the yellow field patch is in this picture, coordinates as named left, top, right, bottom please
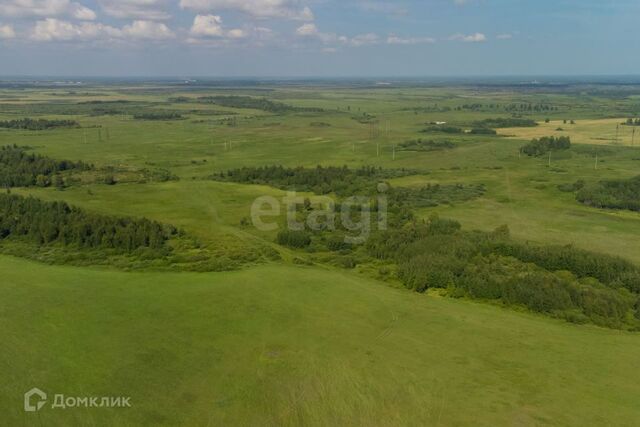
left=499, top=118, right=640, bottom=146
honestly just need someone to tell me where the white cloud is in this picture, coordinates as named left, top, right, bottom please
left=189, top=14, right=246, bottom=39
left=98, top=0, right=170, bottom=20
left=191, top=14, right=224, bottom=37
left=180, top=0, right=314, bottom=21
left=496, top=33, right=513, bottom=40
left=296, top=23, right=382, bottom=49
left=31, top=18, right=120, bottom=41
left=226, top=28, right=246, bottom=38
left=350, top=33, right=379, bottom=47
left=70, top=3, right=97, bottom=20
left=387, top=34, right=435, bottom=45
left=0, top=24, right=16, bottom=39
left=30, top=18, right=173, bottom=41
left=0, top=0, right=96, bottom=20
left=449, top=32, right=486, bottom=42
left=122, top=20, right=174, bottom=39
left=295, top=23, right=342, bottom=44
left=295, top=22, right=317, bottom=36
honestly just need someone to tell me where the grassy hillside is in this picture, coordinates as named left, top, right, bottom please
left=1, top=256, right=639, bottom=426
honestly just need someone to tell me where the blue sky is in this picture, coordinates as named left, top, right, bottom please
left=0, top=0, right=637, bottom=77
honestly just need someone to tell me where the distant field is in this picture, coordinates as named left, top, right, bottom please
left=2, top=256, right=640, bottom=426
left=500, top=118, right=639, bottom=146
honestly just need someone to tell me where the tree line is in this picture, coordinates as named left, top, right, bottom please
left=475, top=117, right=538, bottom=128
left=366, top=217, right=639, bottom=330
left=0, top=145, right=92, bottom=188
left=0, top=118, right=79, bottom=130
left=197, top=96, right=323, bottom=114
left=133, top=112, right=184, bottom=120
left=0, top=194, right=173, bottom=253
left=212, top=165, right=412, bottom=196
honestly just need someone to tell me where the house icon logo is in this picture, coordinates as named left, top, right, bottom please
left=24, top=388, right=47, bottom=412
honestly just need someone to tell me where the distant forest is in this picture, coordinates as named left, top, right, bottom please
left=0, top=118, right=79, bottom=130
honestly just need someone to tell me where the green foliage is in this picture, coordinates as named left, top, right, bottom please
left=469, top=127, right=497, bottom=135
left=0, top=117, right=78, bottom=130
left=521, top=136, right=571, bottom=156
left=576, top=175, right=640, bottom=212
left=0, top=193, right=174, bottom=253
left=489, top=241, right=640, bottom=293
left=390, top=183, right=486, bottom=208
left=276, top=230, right=312, bottom=248
left=398, top=139, right=456, bottom=151
left=366, top=219, right=640, bottom=330
left=0, top=145, right=92, bottom=188
left=557, top=179, right=585, bottom=192
left=212, top=165, right=412, bottom=196
left=475, top=117, right=538, bottom=128
left=133, top=112, right=183, bottom=120
left=197, top=95, right=322, bottom=113
left=423, top=125, right=464, bottom=134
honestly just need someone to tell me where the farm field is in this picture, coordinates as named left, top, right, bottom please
left=2, top=79, right=640, bottom=425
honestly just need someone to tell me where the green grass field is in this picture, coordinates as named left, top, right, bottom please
left=2, top=82, right=640, bottom=425
left=2, top=256, right=640, bottom=426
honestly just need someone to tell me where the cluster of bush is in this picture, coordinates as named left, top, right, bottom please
left=475, top=117, right=538, bottom=128
left=521, top=136, right=571, bottom=156
left=389, top=183, right=486, bottom=208
left=423, top=125, right=464, bottom=134
left=197, top=96, right=322, bottom=114
left=212, top=165, right=413, bottom=196
left=576, top=176, right=640, bottom=212
left=454, top=103, right=558, bottom=112
left=0, top=118, right=79, bottom=130
left=625, top=118, right=640, bottom=126
left=398, top=139, right=456, bottom=152
left=133, top=112, right=184, bottom=120
left=0, top=145, right=92, bottom=188
left=0, top=194, right=174, bottom=253
left=366, top=216, right=640, bottom=330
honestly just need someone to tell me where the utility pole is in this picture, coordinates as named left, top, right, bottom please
left=633, top=127, right=636, bottom=147
left=548, top=152, right=551, bottom=167
left=595, top=152, right=598, bottom=170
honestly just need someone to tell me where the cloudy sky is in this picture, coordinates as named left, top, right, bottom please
left=0, top=0, right=637, bottom=77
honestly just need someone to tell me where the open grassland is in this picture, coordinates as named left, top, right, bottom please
left=2, top=256, right=640, bottom=426
left=3, top=82, right=640, bottom=425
